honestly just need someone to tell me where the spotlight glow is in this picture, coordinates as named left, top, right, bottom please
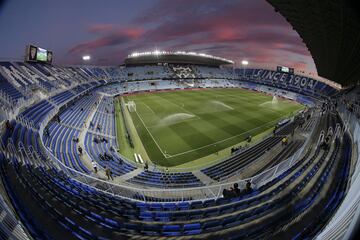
left=82, top=55, right=91, bottom=61
left=241, top=60, right=249, bottom=65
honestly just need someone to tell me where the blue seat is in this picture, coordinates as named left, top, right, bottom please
left=163, top=224, right=181, bottom=232
left=183, top=223, right=201, bottom=231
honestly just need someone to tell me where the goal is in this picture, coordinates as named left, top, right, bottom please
left=127, top=101, right=136, bottom=112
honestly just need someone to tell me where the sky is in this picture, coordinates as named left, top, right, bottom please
left=0, top=0, right=317, bottom=74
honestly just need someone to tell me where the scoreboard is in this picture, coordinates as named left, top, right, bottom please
left=25, top=45, right=53, bottom=64
left=277, top=66, right=294, bottom=74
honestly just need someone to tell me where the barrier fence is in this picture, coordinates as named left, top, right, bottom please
left=32, top=112, right=320, bottom=202
left=316, top=104, right=360, bottom=240
left=3, top=83, right=321, bottom=203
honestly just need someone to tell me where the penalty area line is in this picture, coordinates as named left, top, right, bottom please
left=165, top=118, right=281, bottom=159
left=133, top=108, right=171, bottom=159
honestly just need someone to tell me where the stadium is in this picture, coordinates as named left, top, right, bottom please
left=0, top=0, right=360, bottom=239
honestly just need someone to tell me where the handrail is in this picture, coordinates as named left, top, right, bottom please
left=35, top=107, right=320, bottom=202
left=316, top=104, right=360, bottom=239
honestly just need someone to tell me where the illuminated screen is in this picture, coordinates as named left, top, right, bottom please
left=277, top=66, right=294, bottom=73
left=36, top=48, right=48, bottom=62
left=281, top=67, right=289, bottom=73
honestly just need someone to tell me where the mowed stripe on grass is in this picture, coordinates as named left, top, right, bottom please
left=123, top=88, right=303, bottom=167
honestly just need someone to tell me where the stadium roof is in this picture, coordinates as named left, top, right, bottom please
left=124, top=51, right=234, bottom=67
left=267, top=0, right=360, bottom=86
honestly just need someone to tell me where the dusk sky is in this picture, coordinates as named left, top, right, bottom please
left=0, top=0, right=317, bottom=74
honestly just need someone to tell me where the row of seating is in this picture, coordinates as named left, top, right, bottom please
left=237, top=68, right=338, bottom=97
left=44, top=122, right=90, bottom=174
left=0, top=73, right=23, bottom=103
left=49, top=90, right=75, bottom=105
left=288, top=133, right=351, bottom=239
left=18, top=100, right=54, bottom=128
left=201, top=136, right=282, bottom=181
left=0, top=125, right=346, bottom=239
left=0, top=61, right=117, bottom=114
left=58, top=94, right=99, bottom=128
left=85, top=132, right=136, bottom=176
left=254, top=139, right=304, bottom=175
left=128, top=171, right=204, bottom=188
left=89, top=97, right=115, bottom=137
left=1, top=61, right=339, bottom=110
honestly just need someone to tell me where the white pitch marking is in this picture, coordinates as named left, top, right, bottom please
left=141, top=101, right=155, bottom=114
left=133, top=107, right=169, bottom=158
left=163, top=117, right=281, bottom=158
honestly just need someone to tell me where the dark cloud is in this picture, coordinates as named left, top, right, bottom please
left=88, top=24, right=114, bottom=34
left=68, top=26, right=144, bottom=54
left=65, top=0, right=315, bottom=73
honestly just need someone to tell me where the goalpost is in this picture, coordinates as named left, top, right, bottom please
left=127, top=101, right=136, bottom=112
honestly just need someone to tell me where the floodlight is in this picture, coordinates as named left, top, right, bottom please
left=82, top=55, right=91, bottom=61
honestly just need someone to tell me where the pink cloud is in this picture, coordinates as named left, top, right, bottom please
left=68, top=26, right=144, bottom=54
left=65, top=0, right=316, bottom=74
left=88, top=24, right=114, bottom=33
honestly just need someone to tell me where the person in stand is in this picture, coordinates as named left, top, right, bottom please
left=231, top=183, right=241, bottom=197
left=144, top=161, right=149, bottom=171
left=104, top=152, right=112, bottom=161
left=78, top=146, right=83, bottom=155
left=245, top=180, right=252, bottom=194
left=223, top=188, right=232, bottom=199
left=299, top=119, right=304, bottom=128
left=44, top=128, right=50, bottom=137
left=92, top=161, right=98, bottom=173
left=105, top=166, right=113, bottom=180
left=5, top=120, right=14, bottom=133
left=273, top=124, right=278, bottom=135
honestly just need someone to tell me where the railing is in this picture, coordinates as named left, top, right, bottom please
left=2, top=80, right=321, bottom=202
left=316, top=104, right=360, bottom=240
left=34, top=110, right=322, bottom=202
left=0, top=193, right=31, bottom=240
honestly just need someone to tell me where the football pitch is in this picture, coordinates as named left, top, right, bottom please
left=117, top=88, right=304, bottom=168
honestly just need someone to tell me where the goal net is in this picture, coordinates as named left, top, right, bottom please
left=127, top=101, right=136, bottom=112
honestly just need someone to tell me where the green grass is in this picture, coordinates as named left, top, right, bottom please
left=114, top=98, right=150, bottom=163
left=114, top=98, right=134, bottom=160
left=119, top=88, right=304, bottom=167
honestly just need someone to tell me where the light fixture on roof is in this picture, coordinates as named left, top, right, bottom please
left=126, top=51, right=234, bottom=64
left=82, top=55, right=91, bottom=61
left=241, top=60, right=249, bottom=65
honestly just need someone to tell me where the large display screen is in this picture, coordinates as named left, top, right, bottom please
left=36, top=48, right=47, bottom=61
left=26, top=45, right=53, bottom=64
left=277, top=66, right=294, bottom=74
